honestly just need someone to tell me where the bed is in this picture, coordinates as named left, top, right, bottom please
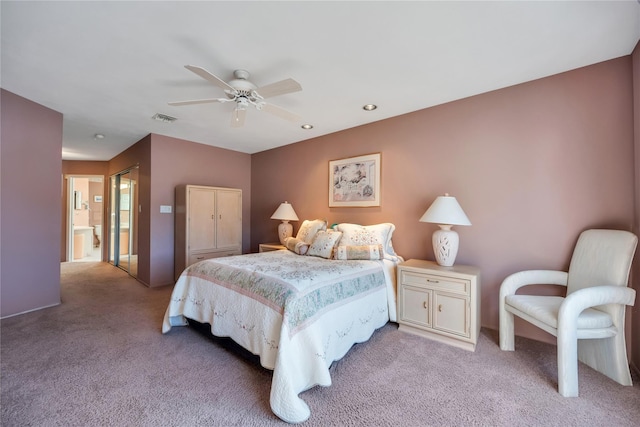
left=162, top=221, right=402, bottom=423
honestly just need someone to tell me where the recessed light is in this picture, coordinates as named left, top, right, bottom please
left=363, top=104, right=377, bottom=111
left=301, top=124, right=313, bottom=130
left=94, top=133, right=105, bottom=140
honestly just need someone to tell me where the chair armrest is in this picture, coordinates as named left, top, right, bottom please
left=499, top=269, right=569, bottom=351
left=499, top=269, right=568, bottom=300
left=559, top=286, right=637, bottom=326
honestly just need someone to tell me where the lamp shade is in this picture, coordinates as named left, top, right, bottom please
left=270, top=202, right=299, bottom=221
left=419, top=194, right=471, bottom=226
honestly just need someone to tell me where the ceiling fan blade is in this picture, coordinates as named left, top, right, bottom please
left=184, top=65, right=235, bottom=91
left=168, top=98, right=225, bottom=106
left=231, top=107, right=246, bottom=128
left=261, top=103, right=301, bottom=122
left=255, top=78, right=302, bottom=99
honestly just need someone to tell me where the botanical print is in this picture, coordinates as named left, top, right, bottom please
left=329, top=153, right=381, bottom=207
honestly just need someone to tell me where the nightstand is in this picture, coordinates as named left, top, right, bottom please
left=397, top=259, right=481, bottom=351
left=259, top=243, right=286, bottom=252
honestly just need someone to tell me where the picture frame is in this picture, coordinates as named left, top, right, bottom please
left=329, top=153, right=381, bottom=207
left=94, top=195, right=102, bottom=203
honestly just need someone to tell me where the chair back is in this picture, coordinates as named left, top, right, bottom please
left=567, top=229, right=638, bottom=295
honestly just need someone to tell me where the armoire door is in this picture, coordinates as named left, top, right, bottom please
left=188, top=187, right=216, bottom=252
left=215, top=189, right=242, bottom=249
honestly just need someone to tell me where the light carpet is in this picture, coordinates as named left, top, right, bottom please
left=1, top=262, right=639, bottom=426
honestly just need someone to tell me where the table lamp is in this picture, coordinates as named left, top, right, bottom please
left=271, top=201, right=299, bottom=245
left=419, top=193, right=471, bottom=266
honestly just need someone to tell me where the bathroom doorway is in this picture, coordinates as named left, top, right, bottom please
left=67, top=175, right=104, bottom=262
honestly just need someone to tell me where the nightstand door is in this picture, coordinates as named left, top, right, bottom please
left=399, top=285, right=432, bottom=328
left=433, top=291, right=469, bottom=337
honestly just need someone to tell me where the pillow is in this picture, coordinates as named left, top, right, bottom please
left=334, top=244, right=383, bottom=260
left=283, top=237, right=309, bottom=255
left=295, top=219, right=327, bottom=244
left=307, top=230, right=343, bottom=259
left=336, top=223, right=400, bottom=262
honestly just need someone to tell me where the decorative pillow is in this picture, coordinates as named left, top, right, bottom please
left=283, top=237, right=309, bottom=255
left=295, top=219, right=327, bottom=244
left=334, top=244, right=383, bottom=260
left=336, top=223, right=400, bottom=262
left=307, top=230, right=343, bottom=259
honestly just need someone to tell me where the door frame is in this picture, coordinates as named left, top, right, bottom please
left=65, top=174, right=104, bottom=262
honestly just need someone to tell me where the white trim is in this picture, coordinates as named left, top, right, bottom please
left=0, top=302, right=60, bottom=320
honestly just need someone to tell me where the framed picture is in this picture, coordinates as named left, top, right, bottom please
left=94, top=195, right=102, bottom=203
left=329, top=153, right=381, bottom=207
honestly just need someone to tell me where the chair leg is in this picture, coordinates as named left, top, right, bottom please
left=499, top=308, right=515, bottom=351
left=557, top=327, right=579, bottom=397
left=578, top=336, right=633, bottom=387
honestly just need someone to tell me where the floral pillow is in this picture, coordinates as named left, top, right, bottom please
left=336, top=223, right=400, bottom=262
left=307, top=230, right=343, bottom=259
left=334, top=244, right=383, bottom=260
left=283, top=237, right=309, bottom=255
left=295, top=219, right=327, bottom=244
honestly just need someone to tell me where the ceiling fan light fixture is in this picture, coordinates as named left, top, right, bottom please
left=171, top=65, right=303, bottom=128
left=363, top=104, right=377, bottom=111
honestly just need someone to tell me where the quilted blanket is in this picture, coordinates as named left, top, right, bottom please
left=162, top=250, right=395, bottom=423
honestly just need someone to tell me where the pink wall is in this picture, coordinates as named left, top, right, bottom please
left=252, top=57, right=636, bottom=343
left=148, top=134, right=251, bottom=287
left=631, top=43, right=640, bottom=371
left=108, top=135, right=152, bottom=285
left=1, top=90, right=63, bottom=318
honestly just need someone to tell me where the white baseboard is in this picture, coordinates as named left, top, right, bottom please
left=0, top=301, right=60, bottom=320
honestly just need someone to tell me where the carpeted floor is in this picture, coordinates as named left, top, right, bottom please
left=1, top=262, right=639, bottom=426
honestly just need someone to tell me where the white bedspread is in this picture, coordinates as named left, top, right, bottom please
left=162, top=250, right=397, bottom=423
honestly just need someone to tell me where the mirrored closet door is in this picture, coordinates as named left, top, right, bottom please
left=109, top=166, right=138, bottom=278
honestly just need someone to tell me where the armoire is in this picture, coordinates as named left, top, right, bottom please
left=174, top=185, right=242, bottom=281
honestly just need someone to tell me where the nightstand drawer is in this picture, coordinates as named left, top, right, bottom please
left=400, top=271, right=470, bottom=295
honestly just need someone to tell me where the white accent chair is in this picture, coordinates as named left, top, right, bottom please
left=499, top=229, right=638, bottom=397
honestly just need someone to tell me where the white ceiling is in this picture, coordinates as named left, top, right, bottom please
left=2, top=1, right=639, bottom=161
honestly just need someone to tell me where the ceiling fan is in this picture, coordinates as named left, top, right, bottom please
left=169, top=65, right=302, bottom=127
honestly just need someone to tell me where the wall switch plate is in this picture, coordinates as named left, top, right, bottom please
left=160, top=205, right=172, bottom=214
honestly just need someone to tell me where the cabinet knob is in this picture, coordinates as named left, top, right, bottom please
left=423, top=301, right=427, bottom=309
left=438, top=304, right=442, bottom=312
left=427, top=279, right=439, bottom=283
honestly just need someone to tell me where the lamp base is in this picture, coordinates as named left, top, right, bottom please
left=278, top=221, right=293, bottom=245
left=432, top=226, right=459, bottom=267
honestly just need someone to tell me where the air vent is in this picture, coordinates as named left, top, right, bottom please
left=152, top=113, right=177, bottom=123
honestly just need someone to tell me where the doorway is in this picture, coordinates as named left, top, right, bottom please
left=67, top=176, right=104, bottom=262
left=109, top=167, right=138, bottom=278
